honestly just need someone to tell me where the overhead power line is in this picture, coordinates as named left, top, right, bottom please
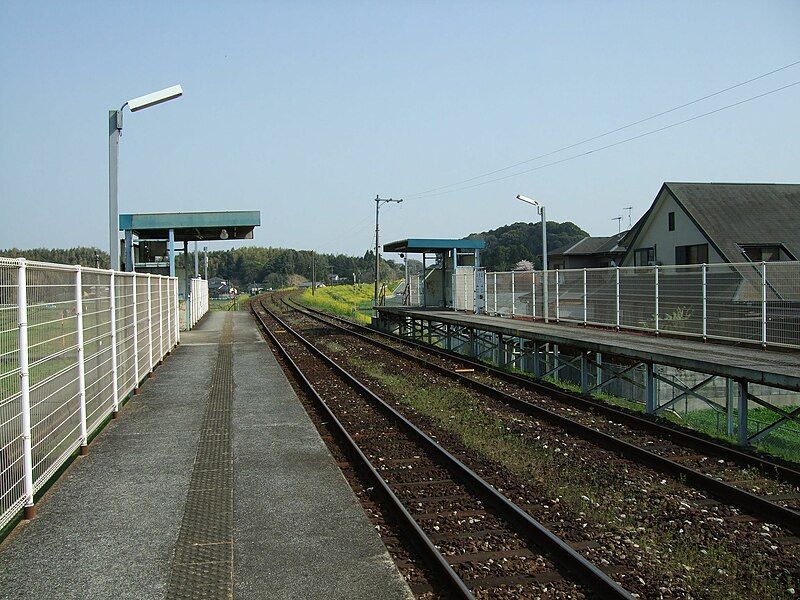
left=406, top=59, right=800, bottom=199
left=410, top=78, right=800, bottom=200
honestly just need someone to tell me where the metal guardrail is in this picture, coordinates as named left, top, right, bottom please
left=485, top=261, right=800, bottom=349
left=0, top=257, right=182, bottom=529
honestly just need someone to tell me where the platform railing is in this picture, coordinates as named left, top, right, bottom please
left=0, top=257, right=179, bottom=530
left=187, top=277, right=209, bottom=330
left=484, top=261, right=800, bottom=350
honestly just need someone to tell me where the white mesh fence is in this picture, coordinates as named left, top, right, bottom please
left=484, top=261, right=800, bottom=349
left=0, top=258, right=178, bottom=529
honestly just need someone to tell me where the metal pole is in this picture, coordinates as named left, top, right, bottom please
left=147, top=275, right=153, bottom=372
left=75, top=267, right=88, bottom=454
left=168, top=229, right=175, bottom=277
left=374, top=196, right=380, bottom=305
left=203, top=246, right=208, bottom=280
left=511, top=271, right=516, bottom=316
left=158, top=278, right=164, bottom=361
left=493, top=272, right=497, bottom=314
left=555, top=272, right=560, bottom=321
left=581, top=352, right=589, bottom=395
left=132, top=274, right=140, bottom=391
left=109, top=271, right=120, bottom=415
left=726, top=378, right=734, bottom=436
left=109, top=110, right=122, bottom=271
left=702, top=263, right=707, bottom=340
left=532, top=271, right=536, bottom=318
left=583, top=268, right=587, bottom=325
left=312, top=251, right=316, bottom=296
left=194, top=241, right=199, bottom=278
left=645, top=362, right=656, bottom=413
left=173, top=276, right=179, bottom=344
left=541, top=206, right=549, bottom=322
left=615, top=266, right=621, bottom=329
left=761, top=261, right=767, bottom=348
left=17, top=260, right=35, bottom=518
left=738, top=380, right=749, bottom=446
left=654, top=265, right=659, bottom=334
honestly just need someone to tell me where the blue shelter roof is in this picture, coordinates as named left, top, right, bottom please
left=383, top=238, right=485, bottom=253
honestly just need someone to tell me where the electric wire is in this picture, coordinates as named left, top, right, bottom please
left=410, top=78, right=800, bottom=199
left=405, top=60, right=800, bottom=199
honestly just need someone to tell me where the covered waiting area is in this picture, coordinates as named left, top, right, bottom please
left=383, top=238, right=485, bottom=312
left=119, top=210, right=261, bottom=276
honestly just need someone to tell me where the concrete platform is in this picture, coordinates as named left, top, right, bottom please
left=0, top=311, right=412, bottom=600
left=376, top=307, right=800, bottom=391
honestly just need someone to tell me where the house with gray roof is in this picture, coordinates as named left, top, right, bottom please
left=549, top=231, right=629, bottom=270
left=621, top=182, right=800, bottom=267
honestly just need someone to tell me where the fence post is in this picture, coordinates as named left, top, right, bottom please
left=654, top=265, right=659, bottom=335
left=75, top=266, right=88, bottom=455
left=511, top=271, right=516, bottom=316
left=147, top=275, right=154, bottom=373
left=493, top=273, right=497, bottom=314
left=582, top=268, right=587, bottom=326
left=174, top=278, right=179, bottom=344
left=702, top=263, right=707, bottom=341
left=17, top=259, right=35, bottom=518
left=532, top=272, right=536, bottom=319
left=132, top=275, right=140, bottom=392
left=615, top=266, right=620, bottom=329
left=158, top=278, right=164, bottom=362
left=165, top=278, right=172, bottom=353
left=109, top=271, right=120, bottom=416
left=555, top=272, right=560, bottom=322
left=761, top=261, right=767, bottom=348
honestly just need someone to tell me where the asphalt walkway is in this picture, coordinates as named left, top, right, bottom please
left=0, top=311, right=412, bottom=600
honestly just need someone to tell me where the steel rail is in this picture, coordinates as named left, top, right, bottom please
left=288, top=296, right=800, bottom=484
left=281, top=296, right=800, bottom=534
left=254, top=301, right=634, bottom=600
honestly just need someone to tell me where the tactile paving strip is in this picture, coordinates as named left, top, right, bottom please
left=166, top=315, right=234, bottom=599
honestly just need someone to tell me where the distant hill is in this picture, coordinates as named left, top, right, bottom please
left=467, top=221, right=588, bottom=270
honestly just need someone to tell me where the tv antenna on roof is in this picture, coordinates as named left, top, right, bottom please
left=623, top=206, right=633, bottom=229
left=612, top=216, right=622, bottom=234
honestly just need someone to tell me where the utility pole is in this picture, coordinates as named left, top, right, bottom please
left=311, top=251, right=316, bottom=296
left=374, top=195, right=403, bottom=305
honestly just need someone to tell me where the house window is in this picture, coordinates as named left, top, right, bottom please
left=675, top=243, right=708, bottom=265
left=668, top=212, right=675, bottom=231
left=634, top=247, right=655, bottom=266
left=741, top=245, right=782, bottom=262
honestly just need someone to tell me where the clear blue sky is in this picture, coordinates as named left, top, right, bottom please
left=1, top=1, right=798, bottom=255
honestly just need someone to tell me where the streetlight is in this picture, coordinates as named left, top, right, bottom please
left=110, top=84, right=183, bottom=271
left=516, top=194, right=549, bottom=322
left=374, top=195, right=403, bottom=306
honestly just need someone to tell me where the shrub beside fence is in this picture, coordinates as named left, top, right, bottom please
left=0, top=258, right=183, bottom=530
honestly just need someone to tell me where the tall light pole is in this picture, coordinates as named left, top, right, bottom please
left=374, top=195, right=403, bottom=306
left=110, top=84, right=183, bottom=271
left=516, top=194, right=549, bottom=322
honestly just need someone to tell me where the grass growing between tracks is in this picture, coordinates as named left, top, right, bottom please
left=344, top=355, right=797, bottom=599
left=297, top=284, right=376, bottom=324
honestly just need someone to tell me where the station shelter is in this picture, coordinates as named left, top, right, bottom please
left=383, top=238, right=486, bottom=313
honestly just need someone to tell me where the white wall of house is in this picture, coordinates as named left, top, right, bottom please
left=622, top=188, right=725, bottom=266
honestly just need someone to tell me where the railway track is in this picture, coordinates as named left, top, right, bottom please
left=279, top=295, right=800, bottom=534
left=252, top=300, right=633, bottom=599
